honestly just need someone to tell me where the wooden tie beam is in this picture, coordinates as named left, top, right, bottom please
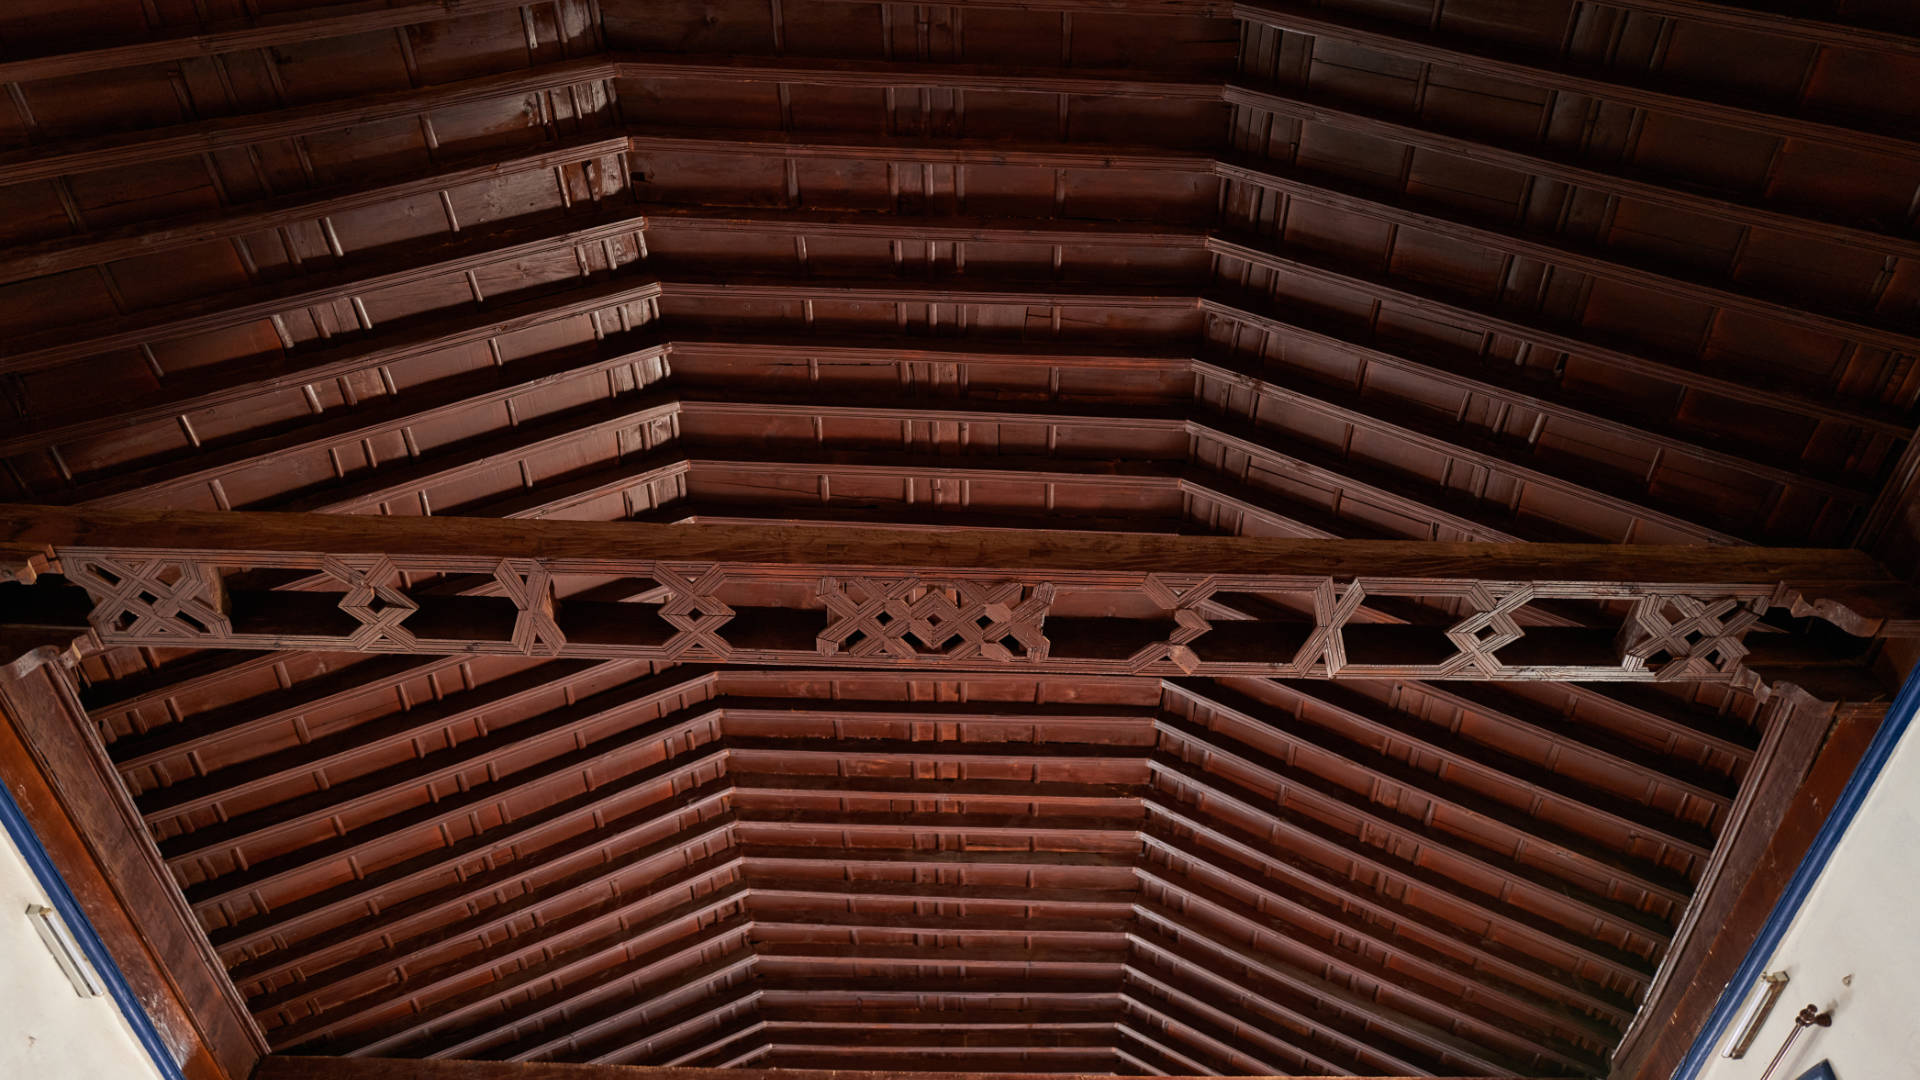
left=3, top=505, right=1912, bottom=688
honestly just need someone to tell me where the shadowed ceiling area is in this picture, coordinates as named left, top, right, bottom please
left=2, top=0, right=1918, bottom=1076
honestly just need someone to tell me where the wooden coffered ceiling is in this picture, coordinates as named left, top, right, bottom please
left=1, top=1, right=1918, bottom=1079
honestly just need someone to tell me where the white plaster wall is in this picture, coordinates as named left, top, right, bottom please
left=0, top=825, right=165, bottom=1080
left=1690, top=718, right=1920, bottom=1080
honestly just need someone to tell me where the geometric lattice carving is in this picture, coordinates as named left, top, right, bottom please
left=321, top=556, right=418, bottom=651
left=492, top=558, right=564, bottom=656
left=23, top=508, right=1892, bottom=687
left=1619, top=593, right=1768, bottom=681
left=65, top=555, right=231, bottom=640
left=1132, top=574, right=1222, bottom=673
left=817, top=576, right=1053, bottom=662
left=654, top=563, right=734, bottom=659
left=1444, top=584, right=1532, bottom=677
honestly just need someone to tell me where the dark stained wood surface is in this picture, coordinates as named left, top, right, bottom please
left=4, top=0, right=1917, bottom=1075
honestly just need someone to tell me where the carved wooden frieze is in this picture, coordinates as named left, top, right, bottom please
left=4, top=504, right=1910, bottom=686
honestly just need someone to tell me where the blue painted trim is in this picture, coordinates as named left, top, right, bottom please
left=1673, top=670, right=1920, bottom=1079
left=0, top=776, right=186, bottom=1080
left=1794, top=1061, right=1839, bottom=1080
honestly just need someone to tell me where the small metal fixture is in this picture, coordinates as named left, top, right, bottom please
left=1723, top=969, right=1791, bottom=1059
left=1757, top=1004, right=1834, bottom=1080
left=26, top=902, right=105, bottom=998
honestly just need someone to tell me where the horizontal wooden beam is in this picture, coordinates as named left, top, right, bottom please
left=1232, top=0, right=1920, bottom=163
left=0, top=0, right=536, bottom=85
left=1597, top=0, right=1920, bottom=60
left=0, top=131, right=629, bottom=286
left=0, top=500, right=1900, bottom=585
left=253, top=1051, right=1515, bottom=1080
left=1, top=503, right=1908, bottom=686
left=0, top=57, right=617, bottom=187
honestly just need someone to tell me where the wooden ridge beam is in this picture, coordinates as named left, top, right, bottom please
left=0, top=0, right=538, bottom=85
left=1231, top=0, right=1920, bottom=163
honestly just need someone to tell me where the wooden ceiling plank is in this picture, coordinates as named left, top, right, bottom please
left=16, top=276, right=1892, bottom=472
left=634, top=193, right=1920, bottom=362
left=229, top=784, right=740, bottom=992
left=158, top=664, right=723, bottom=867
left=1149, top=741, right=1674, bottom=948
left=1157, top=690, right=1698, bottom=907
left=1599, top=0, right=1920, bottom=60
left=558, top=986, right=767, bottom=1068
left=643, top=119, right=1920, bottom=267
left=48, top=321, right=1871, bottom=544
left=1203, top=284, right=1883, bottom=495
left=1231, top=0, right=1920, bottom=164
left=624, top=127, right=1217, bottom=173
left=0, top=202, right=650, bottom=374
left=107, top=654, right=466, bottom=772
left=1210, top=164, right=1920, bottom=361
left=136, top=657, right=625, bottom=822
left=181, top=727, right=728, bottom=916
left=322, top=907, right=761, bottom=1056
left=1142, top=781, right=1656, bottom=1001
left=1115, top=964, right=1344, bottom=1074
left=0, top=57, right=618, bottom=187
left=609, top=53, right=1221, bottom=100
left=1396, top=681, right=1743, bottom=807
left=1220, top=81, right=1920, bottom=267
left=0, top=132, right=629, bottom=286
left=225, top=780, right=1137, bottom=986
left=1138, top=837, right=1629, bottom=1046
left=253, top=835, right=750, bottom=1031
left=1, top=276, right=667, bottom=456
left=1215, top=677, right=1718, bottom=857
left=681, top=387, right=1769, bottom=539
left=0, top=0, right=540, bottom=85
left=1130, top=908, right=1525, bottom=1074
left=817, top=0, right=1920, bottom=59
left=72, top=341, right=674, bottom=509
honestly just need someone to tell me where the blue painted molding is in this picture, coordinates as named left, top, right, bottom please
left=0, top=775, right=186, bottom=1080
left=1673, top=671, right=1920, bottom=1079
